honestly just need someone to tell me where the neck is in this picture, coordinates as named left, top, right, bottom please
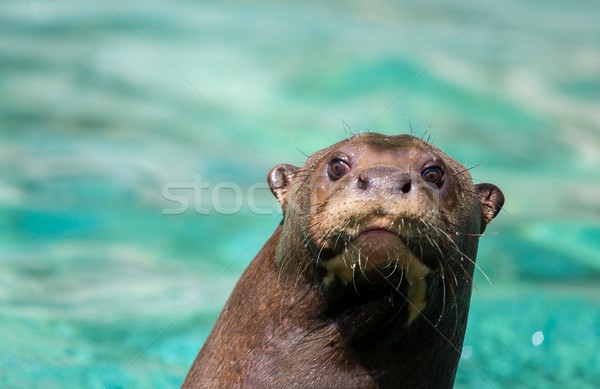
left=183, top=225, right=470, bottom=388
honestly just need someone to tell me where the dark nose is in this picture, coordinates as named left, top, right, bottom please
left=357, top=166, right=412, bottom=194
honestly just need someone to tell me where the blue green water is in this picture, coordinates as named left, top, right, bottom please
left=1, top=0, right=599, bottom=387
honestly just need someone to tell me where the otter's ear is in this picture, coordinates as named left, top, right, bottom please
left=476, top=183, right=505, bottom=232
left=268, top=164, right=298, bottom=213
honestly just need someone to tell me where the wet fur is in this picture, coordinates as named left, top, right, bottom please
left=182, top=133, right=504, bottom=388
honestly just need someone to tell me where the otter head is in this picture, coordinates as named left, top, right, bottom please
left=268, top=133, right=504, bottom=348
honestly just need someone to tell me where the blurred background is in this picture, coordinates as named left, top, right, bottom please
left=1, top=0, right=599, bottom=387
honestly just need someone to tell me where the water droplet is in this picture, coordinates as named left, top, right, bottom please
left=532, top=331, right=544, bottom=346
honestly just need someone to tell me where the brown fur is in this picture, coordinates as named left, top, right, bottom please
left=182, top=133, right=504, bottom=388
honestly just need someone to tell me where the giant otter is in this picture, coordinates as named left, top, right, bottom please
left=182, top=133, right=504, bottom=388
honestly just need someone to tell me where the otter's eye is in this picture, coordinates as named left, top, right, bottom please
left=328, top=159, right=351, bottom=180
left=422, top=166, right=443, bottom=186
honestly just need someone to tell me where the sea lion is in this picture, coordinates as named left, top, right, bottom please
left=182, top=133, right=504, bottom=388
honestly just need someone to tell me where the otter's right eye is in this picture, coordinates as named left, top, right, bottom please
left=422, top=166, right=443, bottom=186
left=328, top=159, right=351, bottom=180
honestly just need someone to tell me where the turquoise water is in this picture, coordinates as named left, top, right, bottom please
left=1, top=0, right=599, bottom=387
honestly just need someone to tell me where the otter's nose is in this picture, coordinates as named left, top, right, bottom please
left=357, top=167, right=412, bottom=194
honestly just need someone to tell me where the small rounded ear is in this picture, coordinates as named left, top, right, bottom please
left=476, top=183, right=505, bottom=232
left=268, top=164, right=299, bottom=213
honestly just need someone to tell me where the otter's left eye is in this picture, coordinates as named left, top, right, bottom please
left=328, top=159, right=351, bottom=180
left=422, top=166, right=443, bottom=186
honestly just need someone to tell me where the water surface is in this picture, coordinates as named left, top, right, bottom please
left=1, top=0, right=599, bottom=387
